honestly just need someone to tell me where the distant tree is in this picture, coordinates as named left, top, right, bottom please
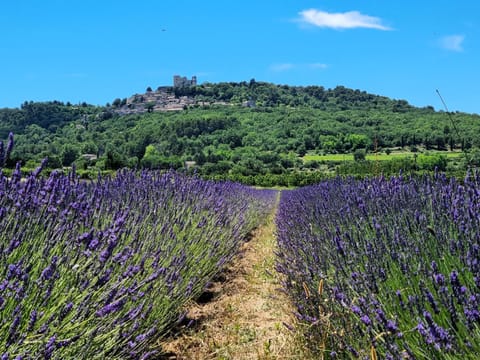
left=61, top=144, right=80, bottom=166
left=112, top=98, right=122, bottom=108
left=104, top=144, right=126, bottom=169
left=46, top=155, right=62, bottom=169
left=145, top=102, right=155, bottom=113
left=297, top=144, right=307, bottom=157
left=353, top=149, right=366, bottom=162
left=82, top=141, right=98, bottom=155
left=146, top=86, right=153, bottom=92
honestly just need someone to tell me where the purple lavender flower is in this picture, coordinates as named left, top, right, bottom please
left=95, top=268, right=113, bottom=287
left=450, top=270, right=460, bottom=287
left=78, top=229, right=93, bottom=245
left=360, top=315, right=372, bottom=326
left=351, top=305, right=361, bottom=315
left=418, top=311, right=454, bottom=351
left=31, top=158, right=48, bottom=178
left=6, top=132, right=13, bottom=157
left=386, top=319, right=398, bottom=333
left=40, top=256, right=58, bottom=282
left=425, top=290, right=439, bottom=314
left=58, top=302, right=73, bottom=322
left=375, top=308, right=387, bottom=324
left=27, top=309, right=38, bottom=331
left=88, top=237, right=100, bottom=250
left=464, top=296, right=480, bottom=327
left=135, top=333, right=147, bottom=343
left=433, top=273, right=445, bottom=286
left=139, top=351, right=158, bottom=360
left=0, top=141, right=4, bottom=167
left=417, top=321, right=427, bottom=337
left=127, top=303, right=144, bottom=320
left=44, top=335, right=56, bottom=359
left=7, top=315, right=20, bottom=347
left=96, top=298, right=126, bottom=317
left=6, top=261, right=22, bottom=280
left=0, top=133, right=13, bottom=167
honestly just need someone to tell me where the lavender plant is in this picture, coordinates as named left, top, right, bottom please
left=0, top=139, right=276, bottom=359
left=276, top=172, right=480, bottom=359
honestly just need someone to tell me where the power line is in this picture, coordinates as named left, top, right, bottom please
left=436, top=89, right=460, bottom=139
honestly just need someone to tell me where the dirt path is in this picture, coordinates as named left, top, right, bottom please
left=160, top=195, right=300, bottom=359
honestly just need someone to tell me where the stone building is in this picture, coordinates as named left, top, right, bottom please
left=173, top=75, right=197, bottom=87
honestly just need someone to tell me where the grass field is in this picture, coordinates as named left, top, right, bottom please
left=303, top=150, right=463, bottom=162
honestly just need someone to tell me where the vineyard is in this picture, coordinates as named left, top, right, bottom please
left=1, top=133, right=480, bottom=359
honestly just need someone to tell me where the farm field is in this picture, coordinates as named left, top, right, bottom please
left=276, top=172, right=480, bottom=359
left=303, top=150, right=463, bottom=162
left=0, top=159, right=276, bottom=358
left=2, top=135, right=480, bottom=358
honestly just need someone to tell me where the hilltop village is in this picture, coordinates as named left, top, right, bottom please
left=113, top=75, right=230, bottom=115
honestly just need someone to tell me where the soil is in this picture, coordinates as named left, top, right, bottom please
left=158, top=200, right=302, bottom=359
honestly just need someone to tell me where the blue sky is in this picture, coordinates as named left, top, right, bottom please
left=1, top=1, right=479, bottom=114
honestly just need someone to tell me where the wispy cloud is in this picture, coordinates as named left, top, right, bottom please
left=269, top=63, right=328, bottom=72
left=298, top=9, right=391, bottom=31
left=308, top=63, right=328, bottom=70
left=438, top=35, right=465, bottom=52
left=270, top=63, right=295, bottom=72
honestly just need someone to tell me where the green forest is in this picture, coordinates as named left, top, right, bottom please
left=1, top=81, right=480, bottom=186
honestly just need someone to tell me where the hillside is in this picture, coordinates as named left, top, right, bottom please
left=1, top=82, right=479, bottom=185
left=110, top=81, right=415, bottom=114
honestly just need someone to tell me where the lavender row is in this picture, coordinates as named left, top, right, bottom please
left=276, top=172, right=480, bottom=359
left=0, top=162, right=276, bottom=359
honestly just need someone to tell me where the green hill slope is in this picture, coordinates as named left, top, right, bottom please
left=1, top=82, right=479, bottom=185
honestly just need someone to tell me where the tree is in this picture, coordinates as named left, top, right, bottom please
left=104, top=144, right=126, bottom=169
left=353, top=149, right=366, bottom=162
left=112, top=98, right=122, bottom=108
left=145, top=102, right=155, bottom=113
left=82, top=141, right=98, bottom=155
left=61, top=144, right=80, bottom=166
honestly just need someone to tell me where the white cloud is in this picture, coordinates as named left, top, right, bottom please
left=299, top=9, right=391, bottom=30
left=438, top=35, right=465, bottom=52
left=270, top=63, right=295, bottom=72
left=309, top=63, right=328, bottom=70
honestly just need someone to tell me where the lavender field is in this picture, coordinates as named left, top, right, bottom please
left=0, top=137, right=276, bottom=358
left=3, top=129, right=480, bottom=359
left=276, top=172, right=480, bottom=359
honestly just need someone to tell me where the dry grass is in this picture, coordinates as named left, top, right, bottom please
left=158, top=200, right=307, bottom=359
